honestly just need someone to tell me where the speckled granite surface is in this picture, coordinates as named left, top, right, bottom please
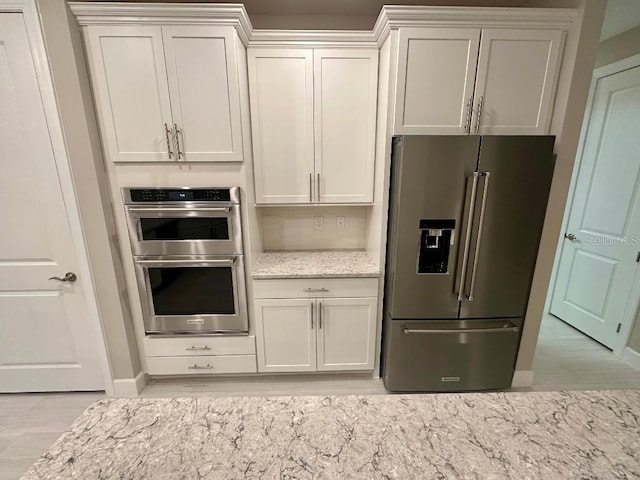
left=22, top=391, right=640, bottom=479
left=252, top=250, right=379, bottom=279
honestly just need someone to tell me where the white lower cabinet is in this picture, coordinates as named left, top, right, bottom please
left=143, top=335, right=257, bottom=375
left=254, top=289, right=377, bottom=373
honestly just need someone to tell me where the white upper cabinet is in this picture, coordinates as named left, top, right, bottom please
left=162, top=26, right=243, bottom=162
left=248, top=49, right=315, bottom=204
left=473, top=29, right=563, bottom=135
left=395, top=28, right=480, bottom=135
left=394, top=27, right=563, bottom=136
left=314, top=50, right=378, bottom=203
left=84, top=25, right=243, bottom=162
left=85, top=27, right=173, bottom=162
left=249, top=48, right=378, bottom=204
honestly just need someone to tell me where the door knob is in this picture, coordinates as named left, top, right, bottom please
left=49, top=272, right=77, bottom=282
left=564, top=233, right=577, bottom=241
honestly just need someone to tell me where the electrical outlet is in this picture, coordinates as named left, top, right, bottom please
left=336, top=216, right=345, bottom=231
left=314, top=216, right=324, bottom=230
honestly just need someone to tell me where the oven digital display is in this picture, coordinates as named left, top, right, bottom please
left=169, top=191, right=193, bottom=201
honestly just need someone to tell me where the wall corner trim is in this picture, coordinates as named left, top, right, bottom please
left=511, top=370, right=535, bottom=388
left=621, top=347, right=640, bottom=371
left=112, top=371, right=147, bottom=397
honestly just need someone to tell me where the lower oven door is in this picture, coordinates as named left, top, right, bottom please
left=134, top=255, right=248, bottom=334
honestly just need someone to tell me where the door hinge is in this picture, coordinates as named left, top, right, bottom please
left=616, top=323, right=622, bottom=333
left=636, top=252, right=640, bottom=263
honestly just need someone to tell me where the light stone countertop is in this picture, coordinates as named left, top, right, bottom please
left=252, top=250, right=380, bottom=279
left=21, top=390, right=640, bottom=479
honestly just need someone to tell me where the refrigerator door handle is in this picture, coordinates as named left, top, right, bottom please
left=403, top=324, right=519, bottom=335
left=466, top=172, right=491, bottom=301
left=457, top=172, right=480, bottom=301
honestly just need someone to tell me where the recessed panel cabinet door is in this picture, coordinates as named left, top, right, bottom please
left=314, top=49, right=378, bottom=203
left=84, top=26, right=173, bottom=162
left=473, top=29, right=563, bottom=135
left=316, top=298, right=377, bottom=371
left=255, top=299, right=316, bottom=372
left=249, top=49, right=314, bottom=204
left=162, top=26, right=243, bottom=162
left=394, top=28, right=480, bottom=135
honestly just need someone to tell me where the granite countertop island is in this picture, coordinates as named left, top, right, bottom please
left=252, top=250, right=380, bottom=279
left=21, top=390, right=640, bottom=479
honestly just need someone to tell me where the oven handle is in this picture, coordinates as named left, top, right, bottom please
left=126, top=207, right=231, bottom=213
left=134, top=257, right=236, bottom=267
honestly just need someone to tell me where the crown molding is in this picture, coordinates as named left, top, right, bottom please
left=248, top=29, right=377, bottom=48
left=375, top=5, right=578, bottom=45
left=69, top=2, right=579, bottom=48
left=68, top=2, right=253, bottom=45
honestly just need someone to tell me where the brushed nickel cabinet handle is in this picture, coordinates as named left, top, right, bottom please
left=164, top=123, right=174, bottom=158
left=317, top=173, right=320, bottom=202
left=311, top=301, right=314, bottom=329
left=464, top=96, right=473, bottom=134
left=173, top=123, right=183, bottom=160
left=188, top=364, right=214, bottom=370
left=319, top=301, right=322, bottom=329
left=303, top=288, right=329, bottom=293
left=309, top=173, right=313, bottom=202
left=185, top=345, right=211, bottom=351
left=474, top=96, right=484, bottom=134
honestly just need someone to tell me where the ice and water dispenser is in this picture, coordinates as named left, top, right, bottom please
left=417, top=220, right=455, bottom=274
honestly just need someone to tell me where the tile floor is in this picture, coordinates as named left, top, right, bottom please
left=532, top=314, right=640, bottom=390
left=2, top=316, right=639, bottom=479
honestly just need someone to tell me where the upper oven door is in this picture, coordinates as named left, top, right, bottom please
left=126, top=204, right=242, bottom=256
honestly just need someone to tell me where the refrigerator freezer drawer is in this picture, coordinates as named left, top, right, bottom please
left=383, top=318, right=520, bottom=392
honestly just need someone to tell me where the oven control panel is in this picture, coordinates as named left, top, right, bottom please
left=128, top=188, right=232, bottom=203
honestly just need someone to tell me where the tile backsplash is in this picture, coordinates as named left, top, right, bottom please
left=260, top=206, right=368, bottom=251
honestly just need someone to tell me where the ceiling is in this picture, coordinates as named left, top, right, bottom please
left=600, top=0, right=640, bottom=40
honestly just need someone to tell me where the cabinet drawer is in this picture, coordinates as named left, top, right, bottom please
left=144, top=336, right=256, bottom=357
left=146, top=355, right=257, bottom=375
left=253, top=278, right=378, bottom=299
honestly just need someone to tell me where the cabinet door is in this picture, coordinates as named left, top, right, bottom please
left=314, top=49, right=378, bottom=203
left=472, top=29, right=563, bottom=135
left=162, top=26, right=243, bottom=162
left=248, top=49, right=314, bottom=204
left=254, top=299, right=316, bottom=372
left=316, top=298, right=377, bottom=371
left=394, top=28, right=480, bottom=135
left=84, top=26, right=173, bottom=162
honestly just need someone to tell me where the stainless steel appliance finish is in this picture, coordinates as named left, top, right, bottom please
left=124, top=187, right=248, bottom=335
left=124, top=187, right=242, bottom=256
left=383, top=136, right=555, bottom=392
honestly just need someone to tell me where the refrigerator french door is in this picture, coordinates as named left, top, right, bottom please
left=383, top=135, right=555, bottom=392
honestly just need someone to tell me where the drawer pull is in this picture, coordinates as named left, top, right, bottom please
left=188, top=363, right=214, bottom=370
left=185, top=345, right=211, bottom=351
left=304, top=288, right=329, bottom=293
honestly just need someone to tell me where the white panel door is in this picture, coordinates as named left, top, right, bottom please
left=84, top=26, right=173, bottom=162
left=0, top=15, right=105, bottom=392
left=394, top=28, right=480, bottom=135
left=314, top=49, right=378, bottom=203
left=255, top=299, right=316, bottom=372
left=551, top=66, right=640, bottom=348
left=473, top=29, right=563, bottom=135
left=316, top=298, right=377, bottom=371
left=162, top=26, right=243, bottom=162
left=248, top=49, right=314, bottom=204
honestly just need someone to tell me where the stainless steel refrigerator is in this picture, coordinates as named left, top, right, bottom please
left=382, top=135, right=555, bottom=392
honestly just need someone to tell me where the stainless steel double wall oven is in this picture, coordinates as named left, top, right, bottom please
left=124, top=187, right=248, bottom=335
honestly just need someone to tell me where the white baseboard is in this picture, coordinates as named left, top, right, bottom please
left=511, top=370, right=534, bottom=388
left=621, top=347, right=640, bottom=371
left=112, top=370, right=147, bottom=396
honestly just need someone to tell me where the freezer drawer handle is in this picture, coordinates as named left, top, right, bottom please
left=457, top=172, right=480, bottom=300
left=402, top=325, right=519, bottom=335
left=466, top=172, right=491, bottom=301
